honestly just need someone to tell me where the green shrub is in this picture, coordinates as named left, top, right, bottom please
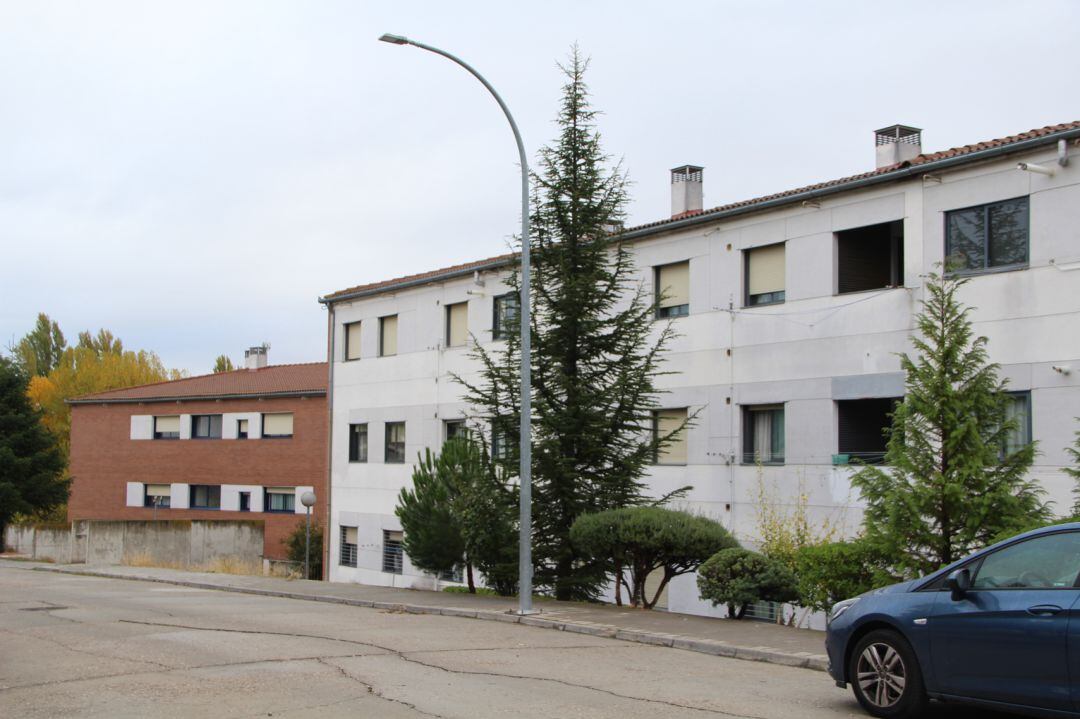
left=793, top=539, right=893, bottom=613
left=697, top=547, right=798, bottom=619
left=571, top=507, right=737, bottom=609
left=283, top=519, right=323, bottom=580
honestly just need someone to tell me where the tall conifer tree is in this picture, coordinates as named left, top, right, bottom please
left=852, top=270, right=1049, bottom=576
left=459, top=49, right=683, bottom=601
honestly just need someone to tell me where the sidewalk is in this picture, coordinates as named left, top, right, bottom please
left=7, top=559, right=828, bottom=672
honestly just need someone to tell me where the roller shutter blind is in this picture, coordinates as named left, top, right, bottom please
left=654, top=408, right=688, bottom=464
left=447, top=303, right=468, bottom=347
left=345, top=322, right=362, bottom=360
left=748, top=244, right=786, bottom=296
left=154, top=416, right=180, bottom=433
left=380, top=315, right=398, bottom=356
left=657, top=262, right=689, bottom=309
left=262, top=413, right=294, bottom=437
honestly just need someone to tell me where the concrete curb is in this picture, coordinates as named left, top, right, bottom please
left=32, top=565, right=828, bottom=672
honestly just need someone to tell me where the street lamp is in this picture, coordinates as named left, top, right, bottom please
left=378, top=33, right=534, bottom=614
left=301, top=491, right=317, bottom=580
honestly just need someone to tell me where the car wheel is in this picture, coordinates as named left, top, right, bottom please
left=848, top=629, right=928, bottom=718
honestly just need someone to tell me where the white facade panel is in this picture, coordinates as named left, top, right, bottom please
left=130, top=415, right=153, bottom=440
left=170, top=483, right=190, bottom=509
left=125, top=482, right=143, bottom=507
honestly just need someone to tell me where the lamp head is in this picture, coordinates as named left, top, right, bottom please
left=300, top=491, right=317, bottom=508
left=379, top=33, right=409, bottom=45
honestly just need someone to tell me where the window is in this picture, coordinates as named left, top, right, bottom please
left=238, top=492, right=250, bottom=512
left=264, top=488, right=295, bottom=513
left=262, top=412, right=294, bottom=438
left=837, top=398, right=898, bottom=465
left=491, top=420, right=510, bottom=461
left=385, top=422, right=406, bottom=463
left=745, top=244, right=786, bottom=306
left=237, top=419, right=249, bottom=439
left=1003, top=391, right=1032, bottom=456
left=837, top=220, right=904, bottom=294
left=446, top=302, right=468, bottom=348
left=972, top=531, right=1080, bottom=590
left=742, top=405, right=785, bottom=464
left=655, top=261, right=690, bottom=318
left=345, top=321, right=362, bottom=361
left=191, top=414, right=223, bottom=439
left=153, top=415, right=180, bottom=440
left=652, top=408, right=688, bottom=465
left=379, top=315, right=398, bottom=356
left=444, top=419, right=467, bottom=442
left=189, top=485, right=221, bottom=509
left=340, top=526, right=358, bottom=567
left=945, top=196, right=1029, bottom=273
left=349, top=423, right=368, bottom=462
left=383, top=530, right=404, bottom=574
left=439, top=566, right=464, bottom=583
left=143, top=484, right=171, bottom=508
left=493, top=293, right=519, bottom=341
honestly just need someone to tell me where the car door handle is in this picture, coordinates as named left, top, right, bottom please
left=1027, top=604, right=1064, bottom=616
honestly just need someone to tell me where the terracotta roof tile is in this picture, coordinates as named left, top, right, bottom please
left=322, top=121, right=1080, bottom=302
left=70, top=362, right=328, bottom=404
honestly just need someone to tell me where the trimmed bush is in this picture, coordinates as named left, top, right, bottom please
left=793, top=539, right=893, bottom=613
left=570, top=507, right=736, bottom=609
left=697, top=547, right=797, bottom=619
left=283, top=520, right=323, bottom=580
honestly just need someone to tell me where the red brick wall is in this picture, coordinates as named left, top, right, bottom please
left=68, top=395, right=327, bottom=566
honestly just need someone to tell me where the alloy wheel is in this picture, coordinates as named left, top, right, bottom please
left=856, top=642, right=906, bottom=708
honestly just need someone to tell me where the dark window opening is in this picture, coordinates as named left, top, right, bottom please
left=383, top=530, right=404, bottom=574
left=237, top=419, right=249, bottom=439
left=837, top=398, right=899, bottom=465
left=238, top=492, right=250, bottom=512
left=349, top=423, right=368, bottom=462
left=340, top=526, right=358, bottom=567
left=191, top=414, right=223, bottom=439
left=945, top=196, right=1029, bottom=273
left=385, top=422, right=406, bottom=463
left=742, top=405, right=785, bottom=464
left=144, top=486, right=171, bottom=508
left=493, top=293, right=519, bottom=341
left=837, top=220, right=904, bottom=294
left=444, top=420, right=467, bottom=442
left=264, top=490, right=295, bottom=513
left=189, top=485, right=221, bottom=510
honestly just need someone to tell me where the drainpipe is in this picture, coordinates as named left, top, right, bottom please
left=324, top=304, right=336, bottom=580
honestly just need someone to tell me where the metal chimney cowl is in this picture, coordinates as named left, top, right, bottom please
left=671, top=165, right=704, bottom=217
left=875, top=125, right=922, bottom=169
left=245, top=344, right=269, bottom=371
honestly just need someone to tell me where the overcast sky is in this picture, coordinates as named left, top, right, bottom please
left=1, top=1, right=1076, bottom=375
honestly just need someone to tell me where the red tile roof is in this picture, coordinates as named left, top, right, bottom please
left=321, top=121, right=1080, bottom=303
left=69, top=362, right=328, bottom=404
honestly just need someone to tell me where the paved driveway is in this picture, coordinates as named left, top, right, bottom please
left=0, top=566, right=1022, bottom=718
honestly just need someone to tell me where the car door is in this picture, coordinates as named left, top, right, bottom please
left=929, top=530, right=1080, bottom=712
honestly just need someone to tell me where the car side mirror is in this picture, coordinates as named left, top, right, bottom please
left=945, top=568, right=971, bottom=601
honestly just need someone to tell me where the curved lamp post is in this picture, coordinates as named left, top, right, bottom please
left=378, top=34, right=534, bottom=615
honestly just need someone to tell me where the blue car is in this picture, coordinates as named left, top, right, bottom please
left=826, top=523, right=1080, bottom=718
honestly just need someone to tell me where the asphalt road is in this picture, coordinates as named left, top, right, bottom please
left=0, top=566, right=1024, bottom=718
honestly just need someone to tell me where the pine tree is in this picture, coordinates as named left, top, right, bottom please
left=852, top=270, right=1050, bottom=577
left=458, top=49, right=683, bottom=601
left=1064, top=420, right=1080, bottom=517
left=0, top=357, right=68, bottom=550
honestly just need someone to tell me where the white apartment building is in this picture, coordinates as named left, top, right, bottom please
left=320, top=121, right=1080, bottom=618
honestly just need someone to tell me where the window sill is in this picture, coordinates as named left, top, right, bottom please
left=835, top=285, right=904, bottom=297
left=264, top=509, right=295, bottom=514
left=348, top=459, right=368, bottom=464
left=651, top=462, right=688, bottom=467
left=743, top=299, right=785, bottom=309
left=945, top=263, right=1028, bottom=278
left=739, top=462, right=785, bottom=467
left=190, top=506, right=221, bottom=511
left=262, top=435, right=293, bottom=440
left=153, top=436, right=180, bottom=441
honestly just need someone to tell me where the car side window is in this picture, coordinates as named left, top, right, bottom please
left=971, top=532, right=1080, bottom=590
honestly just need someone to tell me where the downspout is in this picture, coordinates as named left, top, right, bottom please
left=323, top=303, right=336, bottom=580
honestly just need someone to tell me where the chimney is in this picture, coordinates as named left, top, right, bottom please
left=244, top=343, right=269, bottom=371
left=671, top=165, right=704, bottom=217
left=875, top=125, right=922, bottom=169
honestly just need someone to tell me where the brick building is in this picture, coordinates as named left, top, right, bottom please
left=67, top=349, right=328, bottom=566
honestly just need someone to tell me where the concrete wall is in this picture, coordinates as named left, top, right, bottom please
left=325, top=140, right=1080, bottom=618
left=4, top=520, right=264, bottom=567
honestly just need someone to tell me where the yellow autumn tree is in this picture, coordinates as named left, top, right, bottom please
left=26, top=341, right=180, bottom=456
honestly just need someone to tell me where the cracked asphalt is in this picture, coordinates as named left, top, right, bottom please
left=0, top=566, right=1021, bottom=718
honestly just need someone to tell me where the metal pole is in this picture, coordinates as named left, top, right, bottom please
left=379, top=34, right=534, bottom=614
left=304, top=505, right=311, bottom=580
